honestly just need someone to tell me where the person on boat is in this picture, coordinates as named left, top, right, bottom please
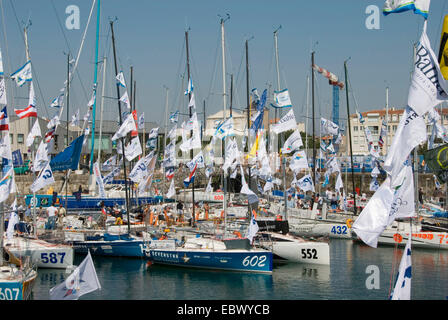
left=57, top=204, right=66, bottom=229
left=418, top=188, right=424, bottom=205
left=287, top=195, right=295, bottom=208
left=24, top=204, right=32, bottom=223
left=45, top=204, right=58, bottom=230
left=177, top=201, right=184, bottom=217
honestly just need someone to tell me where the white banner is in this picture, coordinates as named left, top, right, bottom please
left=407, top=21, right=448, bottom=116
left=273, top=89, right=292, bottom=108
left=124, top=136, right=142, bottom=161
left=271, top=109, right=297, bottom=134
left=112, top=113, right=137, bottom=141
left=281, top=130, right=303, bottom=154
left=93, top=162, right=106, bottom=198
left=30, top=162, right=55, bottom=193
left=297, top=174, right=315, bottom=193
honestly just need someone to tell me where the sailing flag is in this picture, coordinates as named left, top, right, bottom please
left=357, top=110, right=365, bottom=124
left=423, top=143, right=448, bottom=183
left=205, top=177, right=212, bottom=192
left=247, top=131, right=260, bottom=159
left=50, top=89, right=64, bottom=108
left=0, top=106, right=9, bottom=131
left=30, top=162, right=55, bottom=193
left=390, top=237, right=412, bottom=300
left=245, top=210, right=259, bottom=244
left=93, top=162, right=106, bottom=198
left=102, top=166, right=120, bottom=185
left=120, top=91, right=131, bottom=109
left=320, top=118, right=339, bottom=136
left=370, top=177, right=380, bottom=191
left=47, top=114, right=60, bottom=129
left=138, top=112, right=145, bottom=129
left=214, top=116, right=234, bottom=140
left=44, top=127, right=56, bottom=143
left=183, top=163, right=197, bottom=187
left=11, top=60, right=32, bottom=87
left=71, top=109, right=80, bottom=127
left=169, top=111, right=179, bottom=123
left=102, top=155, right=117, bottom=171
left=383, top=0, right=430, bottom=19
left=167, top=125, right=177, bottom=141
left=0, top=134, right=12, bottom=160
left=112, top=113, right=137, bottom=141
left=383, top=106, right=426, bottom=183
left=166, top=179, right=176, bottom=198
left=271, top=109, right=297, bottom=134
left=440, top=15, right=448, bottom=80
left=124, top=136, right=142, bottom=161
left=297, top=174, right=315, bottom=193
left=378, top=120, right=387, bottom=148
left=281, top=130, right=303, bottom=154
left=289, top=150, right=309, bottom=172
left=49, top=135, right=84, bottom=171
left=165, top=167, right=175, bottom=180
left=0, top=78, right=6, bottom=105
left=0, top=167, right=13, bottom=203
left=6, top=199, right=18, bottom=240
left=33, top=141, right=49, bottom=172
left=50, top=251, right=101, bottom=300
left=116, top=71, right=126, bottom=88
left=408, top=21, right=448, bottom=116
left=272, top=89, right=292, bottom=108
left=352, top=162, right=415, bottom=248
left=147, top=127, right=159, bottom=140
left=240, top=165, right=259, bottom=205
left=223, top=138, right=240, bottom=173
left=186, top=150, right=205, bottom=171
left=184, top=78, right=193, bottom=96
left=15, top=81, right=37, bottom=119
left=335, top=173, right=344, bottom=191
left=129, top=152, right=154, bottom=183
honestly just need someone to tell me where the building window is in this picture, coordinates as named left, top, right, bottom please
left=9, top=134, right=13, bottom=144
left=368, top=126, right=379, bottom=135
left=392, top=115, right=397, bottom=122
left=392, top=125, right=397, bottom=132
left=17, top=134, right=24, bottom=144
left=354, top=126, right=358, bottom=131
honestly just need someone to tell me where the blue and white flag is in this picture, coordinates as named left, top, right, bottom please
left=184, top=78, right=193, bottom=95
left=50, top=90, right=64, bottom=108
left=390, top=237, right=412, bottom=300
left=245, top=210, right=259, bottom=244
left=116, top=71, right=126, bottom=88
left=169, top=111, right=179, bottom=123
left=11, top=60, right=32, bottom=87
left=297, top=174, right=315, bottom=193
left=30, top=162, right=55, bottom=193
left=93, top=162, right=106, bottom=198
left=138, top=112, right=145, bottom=129
left=186, top=150, right=205, bottom=171
left=103, top=166, right=120, bottom=185
left=50, top=251, right=101, bottom=300
left=272, top=109, right=297, bottom=134
left=6, top=199, right=18, bottom=240
left=357, top=110, right=365, bottom=124
left=383, top=0, right=430, bottom=19
left=272, top=89, right=292, bottom=108
left=214, top=116, right=234, bottom=140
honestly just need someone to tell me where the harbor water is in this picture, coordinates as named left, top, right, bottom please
left=30, top=238, right=448, bottom=300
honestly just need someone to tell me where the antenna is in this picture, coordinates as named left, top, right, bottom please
left=218, top=13, right=230, bottom=24
left=273, top=25, right=282, bottom=34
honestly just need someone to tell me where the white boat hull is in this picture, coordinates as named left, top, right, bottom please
left=5, top=237, right=74, bottom=269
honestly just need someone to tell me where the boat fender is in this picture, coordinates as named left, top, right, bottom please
left=346, top=218, right=353, bottom=228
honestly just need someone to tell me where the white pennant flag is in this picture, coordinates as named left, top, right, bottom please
left=0, top=133, right=12, bottom=160
left=124, top=136, right=142, bottom=161
left=167, top=125, right=177, bottom=140
left=335, top=173, right=344, bottom=191
left=120, top=91, right=131, bottom=109
left=166, top=179, right=176, bottom=198
left=93, top=162, right=106, bottom=198
left=390, top=237, right=412, bottom=300
left=116, top=72, right=126, bottom=88
left=271, top=109, right=297, bottom=134
left=245, top=210, right=259, bottom=244
left=0, top=78, right=7, bottom=105
left=138, top=112, right=145, bottom=129
left=0, top=167, right=14, bottom=203
left=6, top=199, right=18, bottom=240
left=289, top=150, right=309, bottom=172
left=11, top=61, right=32, bottom=87
left=352, top=162, right=415, bottom=248
left=112, top=113, right=137, bottom=141
left=408, top=21, right=448, bottom=116
left=188, top=91, right=196, bottom=109
left=30, top=162, right=55, bottom=193
left=33, top=141, right=49, bottom=172
left=223, top=138, right=240, bottom=173
left=49, top=251, right=101, bottom=300
left=205, top=177, right=213, bottom=192
left=321, top=117, right=339, bottom=136
left=297, top=174, right=315, bottom=193
left=281, top=130, right=303, bottom=154
left=26, top=119, right=41, bottom=147
left=47, top=114, right=60, bottom=129
left=71, top=109, right=80, bottom=127
left=383, top=106, right=426, bottom=182
left=129, top=153, right=154, bottom=183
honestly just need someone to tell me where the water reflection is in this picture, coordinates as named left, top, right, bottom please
left=31, top=240, right=448, bottom=300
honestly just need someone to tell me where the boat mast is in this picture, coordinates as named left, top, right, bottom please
left=97, top=57, right=107, bottom=162
left=88, top=0, right=101, bottom=175
left=220, top=14, right=229, bottom=236
left=311, top=52, right=316, bottom=188
left=274, top=26, right=281, bottom=154
left=185, top=29, right=196, bottom=226
left=245, top=38, right=251, bottom=195
left=65, top=52, right=70, bottom=211
left=385, top=86, right=389, bottom=156
left=110, top=20, right=131, bottom=234
left=344, top=60, right=357, bottom=215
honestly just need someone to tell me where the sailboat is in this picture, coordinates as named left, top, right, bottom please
left=149, top=21, right=273, bottom=273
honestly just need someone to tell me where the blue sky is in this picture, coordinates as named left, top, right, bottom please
left=1, top=0, right=447, bottom=130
